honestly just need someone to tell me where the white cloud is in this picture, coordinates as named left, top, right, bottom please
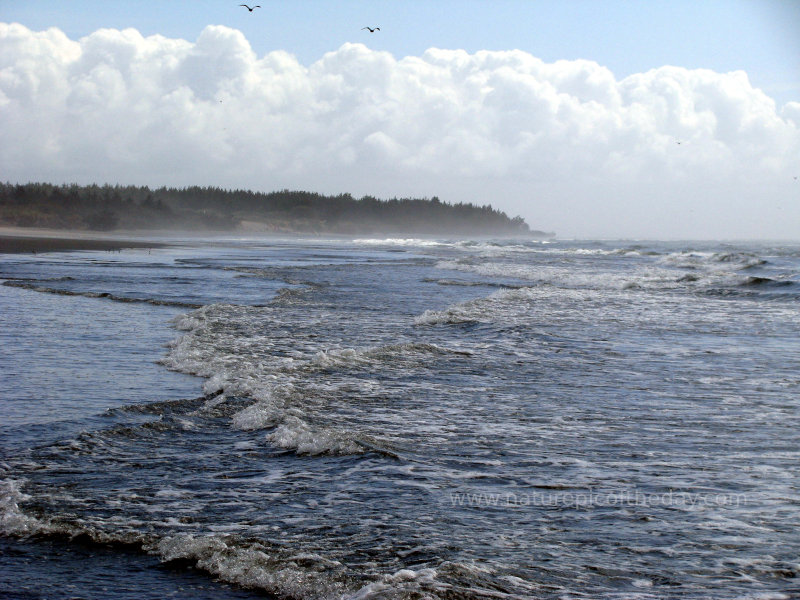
left=1, top=23, right=798, bottom=239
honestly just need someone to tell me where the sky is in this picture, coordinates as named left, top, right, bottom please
left=1, top=0, right=799, bottom=239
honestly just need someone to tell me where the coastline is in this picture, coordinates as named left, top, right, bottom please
left=0, top=227, right=165, bottom=254
left=0, top=225, right=555, bottom=255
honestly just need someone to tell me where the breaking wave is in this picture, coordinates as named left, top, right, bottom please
left=0, top=478, right=354, bottom=599
left=160, top=305, right=471, bottom=458
left=659, top=250, right=767, bottom=271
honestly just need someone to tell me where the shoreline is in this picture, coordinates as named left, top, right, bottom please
left=0, top=226, right=555, bottom=254
left=0, top=227, right=165, bottom=254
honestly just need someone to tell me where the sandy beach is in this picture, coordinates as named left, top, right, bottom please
left=0, top=227, right=164, bottom=254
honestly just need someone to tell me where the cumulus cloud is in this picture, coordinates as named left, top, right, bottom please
left=1, top=22, right=798, bottom=238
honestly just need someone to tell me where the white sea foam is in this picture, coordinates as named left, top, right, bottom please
left=433, top=245, right=773, bottom=293
left=313, top=342, right=472, bottom=369
left=162, top=306, right=391, bottom=457
left=152, top=534, right=351, bottom=599
left=265, top=416, right=366, bottom=456
left=173, top=313, right=203, bottom=331
left=0, top=479, right=43, bottom=536
left=3, top=479, right=355, bottom=599
left=346, top=560, right=529, bottom=599
left=196, top=392, right=227, bottom=412
left=231, top=398, right=286, bottom=431
left=313, top=347, right=373, bottom=369
left=163, top=304, right=469, bottom=458
left=353, top=238, right=448, bottom=247
left=659, top=250, right=766, bottom=272
left=415, top=286, right=570, bottom=326
left=347, top=566, right=441, bottom=599
left=433, top=259, right=679, bottom=291
left=353, top=237, right=559, bottom=255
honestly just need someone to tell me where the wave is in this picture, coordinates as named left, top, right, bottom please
left=3, top=471, right=483, bottom=599
left=351, top=238, right=559, bottom=256
left=264, top=416, right=367, bottom=456
left=460, top=244, right=658, bottom=258
left=711, top=252, right=767, bottom=268
left=433, top=259, right=680, bottom=291
left=414, top=286, right=546, bottom=326
left=1, top=479, right=50, bottom=538
left=432, top=244, right=794, bottom=298
left=227, top=391, right=379, bottom=457
left=414, top=310, right=482, bottom=327
left=269, top=286, right=319, bottom=306
left=353, top=238, right=449, bottom=247
left=741, top=276, right=796, bottom=288
left=224, top=265, right=319, bottom=286
left=1, top=280, right=203, bottom=308
left=1, top=474, right=529, bottom=600
left=536, top=246, right=655, bottom=257
left=165, top=305, right=474, bottom=378
left=0, top=478, right=353, bottom=599
left=154, top=534, right=351, bottom=599
left=659, top=251, right=767, bottom=271
left=312, top=342, right=473, bottom=370
left=161, top=306, right=469, bottom=458
left=422, top=277, right=522, bottom=289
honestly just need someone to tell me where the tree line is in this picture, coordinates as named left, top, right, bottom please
left=0, top=182, right=549, bottom=237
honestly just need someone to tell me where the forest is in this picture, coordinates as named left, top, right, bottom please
left=0, top=182, right=551, bottom=237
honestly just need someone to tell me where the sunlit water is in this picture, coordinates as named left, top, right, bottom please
left=1, top=237, right=799, bottom=599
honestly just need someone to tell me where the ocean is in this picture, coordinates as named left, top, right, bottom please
left=1, top=236, right=799, bottom=599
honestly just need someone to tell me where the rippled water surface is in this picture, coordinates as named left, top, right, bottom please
left=1, top=237, right=799, bottom=599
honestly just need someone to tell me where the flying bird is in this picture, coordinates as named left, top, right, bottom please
left=362, top=26, right=380, bottom=32
left=240, top=4, right=260, bottom=11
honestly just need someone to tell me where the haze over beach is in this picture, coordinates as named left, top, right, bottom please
left=1, top=0, right=799, bottom=239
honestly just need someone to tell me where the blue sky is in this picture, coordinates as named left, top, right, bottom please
left=1, top=1, right=799, bottom=238
left=3, top=0, right=797, bottom=106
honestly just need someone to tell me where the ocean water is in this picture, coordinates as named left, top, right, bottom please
left=1, top=236, right=799, bottom=599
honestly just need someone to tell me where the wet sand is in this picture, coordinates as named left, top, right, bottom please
left=0, top=228, right=164, bottom=254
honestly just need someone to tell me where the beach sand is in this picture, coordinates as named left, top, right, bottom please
left=0, top=227, right=164, bottom=254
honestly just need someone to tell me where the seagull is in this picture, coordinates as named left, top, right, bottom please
left=240, top=4, right=260, bottom=11
left=362, top=26, right=380, bottom=32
